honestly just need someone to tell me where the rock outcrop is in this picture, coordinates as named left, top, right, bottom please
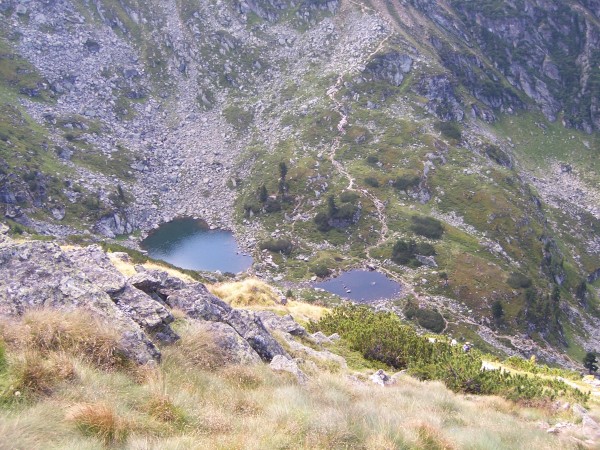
left=0, top=232, right=287, bottom=365
left=0, top=236, right=161, bottom=364
left=130, top=268, right=289, bottom=362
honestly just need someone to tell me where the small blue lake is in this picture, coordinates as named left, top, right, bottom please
left=314, top=269, right=402, bottom=302
left=140, top=218, right=252, bottom=273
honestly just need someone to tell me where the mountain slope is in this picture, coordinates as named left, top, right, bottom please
left=0, top=0, right=599, bottom=366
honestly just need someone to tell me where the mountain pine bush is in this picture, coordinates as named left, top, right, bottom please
left=310, top=305, right=589, bottom=404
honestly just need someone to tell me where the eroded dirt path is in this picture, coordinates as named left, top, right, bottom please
left=325, top=28, right=392, bottom=247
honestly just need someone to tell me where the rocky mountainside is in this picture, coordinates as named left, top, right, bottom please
left=0, top=0, right=599, bottom=366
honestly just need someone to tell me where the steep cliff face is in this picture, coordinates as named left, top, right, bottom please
left=0, top=0, right=599, bottom=364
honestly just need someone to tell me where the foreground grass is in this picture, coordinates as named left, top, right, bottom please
left=0, top=310, right=588, bottom=449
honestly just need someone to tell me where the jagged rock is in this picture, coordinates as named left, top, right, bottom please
left=269, top=355, right=308, bottom=384
left=417, top=75, right=464, bottom=122
left=94, top=212, right=136, bottom=238
left=134, top=270, right=288, bottom=362
left=195, top=321, right=262, bottom=365
left=66, top=245, right=127, bottom=294
left=112, top=284, right=178, bottom=343
left=224, top=309, right=289, bottom=362
left=67, top=246, right=177, bottom=343
left=363, top=51, right=412, bottom=86
left=310, top=331, right=332, bottom=345
left=161, top=283, right=232, bottom=321
left=129, top=272, right=162, bottom=293
left=415, top=255, right=437, bottom=268
left=278, top=332, right=347, bottom=369
left=369, top=369, right=394, bottom=387
left=255, top=311, right=308, bottom=336
left=0, top=237, right=160, bottom=364
left=573, top=403, right=589, bottom=417
left=547, top=422, right=573, bottom=434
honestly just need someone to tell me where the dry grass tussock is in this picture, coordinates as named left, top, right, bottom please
left=0, top=311, right=587, bottom=449
left=0, top=309, right=127, bottom=371
left=208, top=278, right=280, bottom=307
left=8, top=350, right=76, bottom=398
left=169, top=323, right=233, bottom=371
left=66, top=402, right=132, bottom=445
left=106, top=252, right=196, bottom=282
left=251, top=299, right=329, bottom=323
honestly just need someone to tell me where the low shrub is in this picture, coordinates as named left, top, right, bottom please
left=404, top=301, right=445, bottom=332
left=339, top=191, right=359, bottom=203
left=314, top=212, right=331, bottom=232
left=485, top=145, right=512, bottom=168
left=364, top=177, right=380, bottom=187
left=416, top=309, right=445, bottom=333
left=393, top=174, right=420, bottom=191
left=310, top=305, right=589, bottom=404
left=507, top=272, right=532, bottom=289
left=503, top=356, right=582, bottom=380
left=259, top=238, right=293, bottom=255
left=435, top=121, right=462, bottom=141
left=366, top=155, right=379, bottom=164
left=311, top=264, right=331, bottom=278
left=411, top=216, right=444, bottom=239
left=392, top=240, right=436, bottom=266
left=264, top=198, right=281, bottom=213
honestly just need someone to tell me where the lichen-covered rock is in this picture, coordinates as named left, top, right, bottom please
left=363, top=51, right=413, bottom=87
left=196, top=321, right=262, bottom=365
left=255, top=311, right=308, bottom=336
left=369, top=369, right=394, bottom=387
left=279, top=332, right=347, bottom=369
left=224, top=309, right=288, bottom=362
left=66, top=246, right=177, bottom=343
left=0, top=237, right=161, bottom=364
left=269, top=355, right=308, bottom=384
left=131, top=268, right=289, bottom=362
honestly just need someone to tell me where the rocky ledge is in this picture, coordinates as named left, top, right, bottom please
left=0, top=224, right=291, bottom=366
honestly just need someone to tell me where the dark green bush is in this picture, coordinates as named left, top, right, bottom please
left=411, top=216, right=444, bottom=239
left=414, top=309, right=445, bottom=333
left=366, top=155, right=379, bottom=164
left=335, top=203, right=358, bottom=221
left=314, top=212, right=331, bottom=232
left=404, top=300, right=445, bottom=332
left=392, top=240, right=436, bottom=267
left=393, top=175, right=420, bottom=191
left=435, top=121, right=462, bottom=141
left=492, top=301, right=504, bottom=320
left=259, top=238, right=293, bottom=255
left=507, top=272, right=532, bottom=289
left=485, top=145, right=512, bottom=168
left=243, top=201, right=261, bottom=217
left=339, top=191, right=359, bottom=203
left=311, top=264, right=331, bottom=278
left=364, top=177, right=380, bottom=187
left=310, top=305, right=589, bottom=404
left=264, top=198, right=281, bottom=213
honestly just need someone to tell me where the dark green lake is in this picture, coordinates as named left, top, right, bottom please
left=140, top=218, right=252, bottom=273
left=314, top=269, right=402, bottom=302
